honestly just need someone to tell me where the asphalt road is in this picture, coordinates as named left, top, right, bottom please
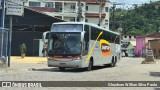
left=0, top=57, right=160, bottom=90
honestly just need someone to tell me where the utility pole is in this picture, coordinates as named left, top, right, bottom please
left=96, top=0, right=103, bottom=26
left=77, top=0, right=82, bottom=22
left=98, top=0, right=102, bottom=26
left=111, top=3, right=116, bottom=31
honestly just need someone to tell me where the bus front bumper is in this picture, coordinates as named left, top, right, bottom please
left=48, top=59, right=83, bottom=68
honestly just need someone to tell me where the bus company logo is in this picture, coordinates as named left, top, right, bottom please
left=100, top=39, right=111, bottom=56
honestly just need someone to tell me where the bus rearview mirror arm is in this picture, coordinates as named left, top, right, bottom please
left=42, top=31, right=50, bottom=43
left=81, top=31, right=85, bottom=41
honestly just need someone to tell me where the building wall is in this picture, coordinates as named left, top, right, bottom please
left=12, top=31, right=42, bottom=56
left=25, top=0, right=110, bottom=29
left=63, top=17, right=75, bottom=22
left=122, top=35, right=136, bottom=41
left=87, top=18, right=99, bottom=25
left=86, top=3, right=109, bottom=29
left=135, top=37, right=160, bottom=57
left=126, top=43, right=135, bottom=56
left=64, top=3, right=76, bottom=13
left=145, top=37, right=160, bottom=47
left=87, top=4, right=99, bottom=13
left=135, top=37, right=145, bottom=57
left=149, top=40, right=160, bottom=58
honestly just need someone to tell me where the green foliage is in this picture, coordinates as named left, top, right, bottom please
left=20, top=43, right=26, bottom=54
left=110, top=1, right=160, bottom=35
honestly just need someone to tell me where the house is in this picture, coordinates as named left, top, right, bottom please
left=121, top=34, right=136, bottom=55
left=24, top=0, right=110, bottom=29
left=126, top=40, right=136, bottom=57
left=148, top=39, right=160, bottom=58
left=135, top=32, right=160, bottom=57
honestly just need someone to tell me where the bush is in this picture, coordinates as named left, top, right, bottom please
left=20, top=43, right=26, bottom=54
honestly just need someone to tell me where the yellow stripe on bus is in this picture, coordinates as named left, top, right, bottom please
left=85, top=31, right=103, bottom=63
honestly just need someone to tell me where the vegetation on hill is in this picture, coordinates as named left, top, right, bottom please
left=109, top=1, right=160, bottom=35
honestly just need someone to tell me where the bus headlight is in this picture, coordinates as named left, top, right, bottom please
left=72, top=57, right=81, bottom=60
left=48, top=57, right=52, bottom=60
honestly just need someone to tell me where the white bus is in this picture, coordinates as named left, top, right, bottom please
left=44, top=22, right=121, bottom=71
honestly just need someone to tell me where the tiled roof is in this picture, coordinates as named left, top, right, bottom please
left=145, top=32, right=160, bottom=38
left=29, top=7, right=56, bottom=12
left=136, top=32, right=160, bottom=38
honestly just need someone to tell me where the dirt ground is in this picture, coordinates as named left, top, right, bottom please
left=10, top=56, right=47, bottom=64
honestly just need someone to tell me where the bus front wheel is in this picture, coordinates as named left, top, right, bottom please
left=86, top=60, right=93, bottom=71
left=59, top=67, right=65, bottom=71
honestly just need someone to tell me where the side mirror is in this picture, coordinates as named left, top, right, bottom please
left=42, top=31, right=50, bottom=43
left=81, top=31, right=85, bottom=41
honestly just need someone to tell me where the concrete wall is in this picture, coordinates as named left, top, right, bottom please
left=64, top=3, right=76, bottom=13
left=87, top=18, right=99, bottom=25
left=87, top=4, right=99, bottom=13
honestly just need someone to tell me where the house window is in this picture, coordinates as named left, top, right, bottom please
left=124, top=36, right=127, bottom=38
left=71, top=5, right=75, bottom=9
left=81, top=3, right=84, bottom=6
left=29, top=1, right=41, bottom=7
left=105, top=20, right=108, bottom=25
left=86, top=6, right=88, bottom=11
left=142, top=40, right=144, bottom=44
left=45, top=2, right=53, bottom=7
left=139, top=40, right=144, bottom=44
left=105, top=7, right=108, bottom=12
left=129, top=36, right=131, bottom=39
left=85, top=19, right=88, bottom=22
left=70, top=18, right=75, bottom=22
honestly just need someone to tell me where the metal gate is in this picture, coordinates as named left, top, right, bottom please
left=0, top=29, right=9, bottom=57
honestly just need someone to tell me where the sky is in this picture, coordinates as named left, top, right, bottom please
left=110, top=0, right=160, bottom=9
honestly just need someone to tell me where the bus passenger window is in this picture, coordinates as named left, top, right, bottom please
left=83, top=25, right=89, bottom=56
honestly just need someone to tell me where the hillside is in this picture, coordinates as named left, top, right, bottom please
left=109, top=1, right=160, bottom=35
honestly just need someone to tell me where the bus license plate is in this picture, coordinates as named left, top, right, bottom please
left=59, top=63, right=66, bottom=66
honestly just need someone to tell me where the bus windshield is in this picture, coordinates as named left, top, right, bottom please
left=48, top=32, right=81, bottom=56
left=51, top=24, right=83, bottom=32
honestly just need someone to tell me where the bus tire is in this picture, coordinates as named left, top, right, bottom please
left=110, top=57, right=115, bottom=67
left=86, top=60, right=93, bottom=71
left=113, top=57, right=117, bottom=67
left=59, top=67, right=65, bottom=71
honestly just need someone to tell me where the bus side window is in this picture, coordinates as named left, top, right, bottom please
left=91, top=27, right=100, bottom=40
left=83, top=25, right=89, bottom=56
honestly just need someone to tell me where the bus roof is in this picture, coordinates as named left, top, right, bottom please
left=53, top=22, right=120, bottom=35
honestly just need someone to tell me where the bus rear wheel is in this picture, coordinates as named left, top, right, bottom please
left=59, top=67, right=65, bottom=71
left=113, top=57, right=117, bottom=67
left=110, top=57, right=115, bottom=67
